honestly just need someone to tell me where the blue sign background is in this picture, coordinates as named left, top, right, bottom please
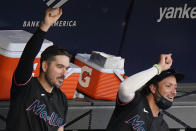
left=0, top=0, right=195, bottom=82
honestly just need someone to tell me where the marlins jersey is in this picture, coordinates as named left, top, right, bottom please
left=6, top=29, right=68, bottom=131
left=6, top=77, right=67, bottom=131
left=107, top=91, right=169, bottom=131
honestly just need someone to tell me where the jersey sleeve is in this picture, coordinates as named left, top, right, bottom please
left=13, top=28, right=46, bottom=86
left=116, top=91, right=142, bottom=108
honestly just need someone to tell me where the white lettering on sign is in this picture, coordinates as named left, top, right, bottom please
left=78, top=66, right=92, bottom=88
left=22, top=20, right=77, bottom=27
left=157, top=4, right=196, bottom=22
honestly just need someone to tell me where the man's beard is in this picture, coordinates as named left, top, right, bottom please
left=44, top=72, right=63, bottom=89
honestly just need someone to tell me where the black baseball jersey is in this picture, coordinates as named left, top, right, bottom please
left=107, top=91, right=169, bottom=131
left=6, top=29, right=68, bottom=131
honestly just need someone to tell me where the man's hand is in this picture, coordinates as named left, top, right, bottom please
left=158, top=53, right=173, bottom=72
left=40, top=8, right=63, bottom=32
left=57, top=126, right=64, bottom=131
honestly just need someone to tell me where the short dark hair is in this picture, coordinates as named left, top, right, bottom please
left=141, top=69, right=184, bottom=95
left=40, top=45, right=72, bottom=73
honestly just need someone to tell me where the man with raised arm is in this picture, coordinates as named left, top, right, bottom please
left=107, top=54, right=184, bottom=131
left=6, top=8, right=71, bottom=131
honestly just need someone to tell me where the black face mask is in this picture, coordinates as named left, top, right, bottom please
left=154, top=85, right=173, bottom=110
left=155, top=95, right=172, bottom=110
